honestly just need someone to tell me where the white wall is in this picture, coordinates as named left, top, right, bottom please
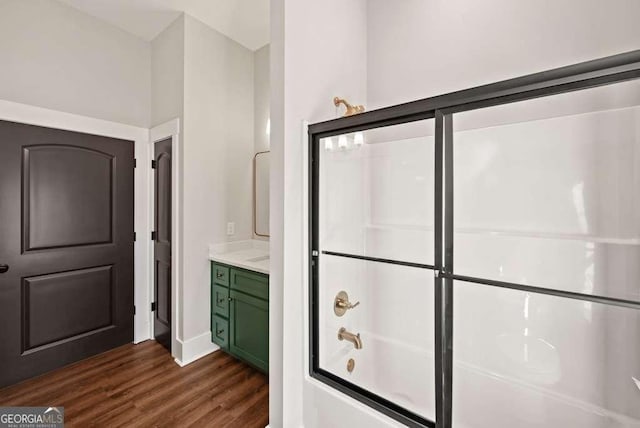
left=151, top=16, right=184, bottom=128
left=0, top=0, right=151, bottom=127
left=254, top=44, right=270, bottom=154
left=269, top=0, right=285, bottom=422
left=271, top=0, right=381, bottom=427
left=181, top=15, right=255, bottom=342
left=367, top=0, right=640, bottom=109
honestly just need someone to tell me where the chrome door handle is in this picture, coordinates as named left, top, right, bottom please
left=0, top=265, right=8, bottom=274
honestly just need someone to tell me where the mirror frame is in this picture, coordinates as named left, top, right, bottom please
left=253, top=150, right=270, bottom=237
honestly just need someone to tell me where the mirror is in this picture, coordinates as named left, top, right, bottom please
left=254, top=151, right=270, bottom=237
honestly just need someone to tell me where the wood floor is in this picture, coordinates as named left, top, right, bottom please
left=0, top=341, right=269, bottom=427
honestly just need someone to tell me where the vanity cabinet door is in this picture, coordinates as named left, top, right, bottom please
left=229, top=290, right=269, bottom=373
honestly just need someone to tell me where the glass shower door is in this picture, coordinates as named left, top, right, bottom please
left=308, top=50, right=640, bottom=428
left=450, top=79, right=640, bottom=428
left=313, top=120, right=437, bottom=426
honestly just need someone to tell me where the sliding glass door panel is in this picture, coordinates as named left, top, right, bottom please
left=452, top=81, right=640, bottom=302
left=452, top=280, right=640, bottom=428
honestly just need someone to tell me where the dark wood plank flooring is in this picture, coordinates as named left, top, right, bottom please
left=0, top=340, right=269, bottom=427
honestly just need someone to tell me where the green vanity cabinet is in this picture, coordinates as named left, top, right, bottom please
left=211, top=261, right=269, bottom=373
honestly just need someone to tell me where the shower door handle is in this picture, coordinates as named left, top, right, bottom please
left=0, top=264, right=8, bottom=274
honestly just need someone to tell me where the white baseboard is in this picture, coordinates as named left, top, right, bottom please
left=133, top=320, right=150, bottom=344
left=174, top=331, right=219, bottom=367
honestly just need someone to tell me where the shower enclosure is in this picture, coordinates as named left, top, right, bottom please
left=308, top=50, right=640, bottom=428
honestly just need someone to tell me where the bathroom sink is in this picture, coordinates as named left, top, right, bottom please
left=247, top=255, right=270, bottom=262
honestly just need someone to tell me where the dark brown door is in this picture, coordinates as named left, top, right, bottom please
left=153, top=138, right=172, bottom=352
left=0, top=120, right=135, bottom=387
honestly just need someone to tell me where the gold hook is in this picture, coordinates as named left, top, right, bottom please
left=334, top=97, right=365, bottom=117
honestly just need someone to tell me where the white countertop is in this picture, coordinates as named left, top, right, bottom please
left=208, top=240, right=270, bottom=275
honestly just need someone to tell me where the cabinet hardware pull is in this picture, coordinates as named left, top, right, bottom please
left=228, top=297, right=233, bottom=301
left=216, top=272, right=224, bottom=278
left=217, top=329, right=224, bottom=335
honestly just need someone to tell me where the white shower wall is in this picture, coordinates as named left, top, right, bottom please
left=318, top=83, right=640, bottom=426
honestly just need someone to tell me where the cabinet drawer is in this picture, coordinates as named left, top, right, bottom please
left=212, top=263, right=229, bottom=286
left=212, top=284, right=229, bottom=318
left=230, top=268, right=268, bottom=300
left=211, top=315, right=229, bottom=349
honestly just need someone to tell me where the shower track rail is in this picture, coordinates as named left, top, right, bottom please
left=321, top=250, right=640, bottom=310
left=308, top=49, right=640, bottom=428
left=321, top=250, right=436, bottom=271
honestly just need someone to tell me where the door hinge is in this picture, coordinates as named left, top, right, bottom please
left=151, top=231, right=157, bottom=241
left=151, top=159, right=157, bottom=169
left=151, top=302, right=156, bottom=311
left=134, top=158, right=137, bottom=168
left=133, top=305, right=136, bottom=315
left=134, top=232, right=137, bottom=242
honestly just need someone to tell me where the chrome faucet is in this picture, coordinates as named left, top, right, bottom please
left=338, top=327, right=363, bottom=350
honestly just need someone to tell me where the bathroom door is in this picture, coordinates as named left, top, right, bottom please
left=0, top=120, right=135, bottom=387
left=153, top=138, right=172, bottom=352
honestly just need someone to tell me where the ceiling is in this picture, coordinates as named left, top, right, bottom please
left=57, top=0, right=270, bottom=51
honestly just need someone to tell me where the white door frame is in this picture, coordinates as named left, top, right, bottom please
left=149, top=119, right=181, bottom=360
left=0, top=99, right=152, bottom=344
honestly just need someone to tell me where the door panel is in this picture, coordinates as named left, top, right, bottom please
left=229, top=290, right=269, bottom=372
left=153, top=138, right=172, bottom=352
left=23, top=265, right=114, bottom=352
left=24, top=145, right=114, bottom=251
left=155, top=261, right=170, bottom=325
left=0, top=120, right=134, bottom=388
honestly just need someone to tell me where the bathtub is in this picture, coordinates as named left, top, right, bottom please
left=324, top=331, right=436, bottom=420
left=323, top=332, right=640, bottom=428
